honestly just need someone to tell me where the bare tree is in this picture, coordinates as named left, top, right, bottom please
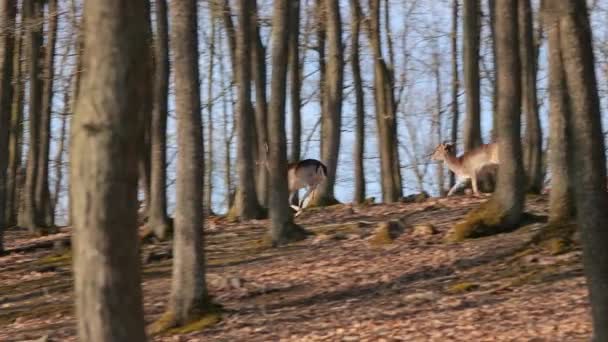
left=289, top=0, right=301, bottom=164
left=149, top=0, right=172, bottom=239
left=350, top=0, right=365, bottom=204
left=0, top=0, right=16, bottom=251
left=450, top=0, right=524, bottom=241
left=432, top=46, right=445, bottom=196
left=150, top=0, right=213, bottom=331
left=518, top=0, right=543, bottom=193
left=547, top=2, right=608, bottom=340
left=267, top=0, right=308, bottom=246
left=205, top=6, right=216, bottom=215
left=70, top=0, right=149, bottom=339
left=449, top=0, right=459, bottom=188
left=488, top=0, right=498, bottom=141
left=462, top=0, right=481, bottom=151
left=310, top=0, right=342, bottom=206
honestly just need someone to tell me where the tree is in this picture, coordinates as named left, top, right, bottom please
left=449, top=0, right=459, bottom=188
left=70, top=0, right=149, bottom=339
left=0, top=0, right=16, bottom=252
left=289, top=0, right=301, bottom=166
left=350, top=0, right=365, bottom=204
left=488, top=0, right=498, bottom=141
left=138, top=0, right=153, bottom=220
left=267, top=0, right=309, bottom=246
left=449, top=0, right=524, bottom=242
left=150, top=0, right=214, bottom=331
left=19, top=0, right=44, bottom=232
left=368, top=0, right=402, bottom=203
left=309, top=0, right=342, bottom=206
left=548, top=2, right=608, bottom=340
left=37, top=0, right=58, bottom=227
left=518, top=0, right=543, bottom=193
left=233, top=0, right=264, bottom=220
left=462, top=0, right=481, bottom=151
left=149, top=0, right=172, bottom=239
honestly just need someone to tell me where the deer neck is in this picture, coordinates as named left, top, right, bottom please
left=442, top=153, right=467, bottom=177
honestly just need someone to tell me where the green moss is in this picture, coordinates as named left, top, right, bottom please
left=369, top=221, right=403, bottom=246
left=445, top=200, right=517, bottom=242
left=446, top=282, right=479, bottom=294
left=35, top=251, right=72, bottom=266
left=148, top=301, right=222, bottom=335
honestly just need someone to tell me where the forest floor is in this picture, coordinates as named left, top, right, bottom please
left=0, top=194, right=592, bottom=341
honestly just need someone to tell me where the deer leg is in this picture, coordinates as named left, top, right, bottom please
left=299, top=186, right=314, bottom=208
left=289, top=191, right=301, bottom=211
left=471, top=173, right=480, bottom=196
left=447, top=180, right=462, bottom=196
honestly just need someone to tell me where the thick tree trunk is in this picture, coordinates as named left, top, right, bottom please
left=153, top=0, right=211, bottom=329
left=350, top=0, right=365, bottom=204
left=234, top=0, right=263, bottom=220
left=70, top=0, right=149, bottom=339
left=310, top=0, right=342, bottom=206
left=267, top=0, right=308, bottom=246
left=551, top=2, right=608, bottom=340
left=251, top=0, right=269, bottom=207
left=488, top=0, right=498, bottom=142
left=0, top=0, right=16, bottom=252
left=149, top=0, right=171, bottom=239
left=368, top=0, right=401, bottom=203
left=6, top=21, right=22, bottom=228
left=37, top=0, right=58, bottom=227
left=20, top=0, right=44, bottom=232
left=462, top=0, right=481, bottom=151
left=449, top=0, right=459, bottom=188
left=518, top=0, right=543, bottom=193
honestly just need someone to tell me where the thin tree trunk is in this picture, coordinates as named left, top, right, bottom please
left=462, top=0, right=481, bottom=151
left=20, top=0, right=44, bottom=232
left=70, top=0, right=149, bottom=339
left=151, top=0, right=211, bottom=330
left=205, top=13, right=216, bottom=215
left=149, top=0, right=171, bottom=238
left=449, top=0, right=459, bottom=188
left=488, top=0, right=498, bottom=142
left=52, top=91, right=68, bottom=221
left=311, top=0, right=342, bottom=206
left=251, top=0, right=269, bottom=207
left=219, top=27, right=233, bottom=210
left=432, top=49, right=445, bottom=196
left=316, top=0, right=325, bottom=156
left=138, top=0, right=153, bottom=220
left=0, top=0, right=16, bottom=252
left=37, top=0, right=58, bottom=227
left=518, top=0, right=543, bottom=193
left=5, top=1, right=20, bottom=228
left=267, top=0, right=308, bottom=246
left=350, top=0, right=365, bottom=204
left=234, top=0, right=263, bottom=220
left=551, top=2, right=608, bottom=340
left=218, top=0, right=236, bottom=73
left=289, top=0, right=301, bottom=164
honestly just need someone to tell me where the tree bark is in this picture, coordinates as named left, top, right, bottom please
left=310, top=0, right=342, bottom=206
left=37, top=0, right=58, bottom=227
left=432, top=49, right=445, bottom=196
left=267, top=0, right=308, bottom=246
left=449, top=0, right=459, bottom=188
left=462, top=0, right=481, bottom=151
left=70, top=0, right=149, bottom=339
left=251, top=0, right=269, bottom=207
left=488, top=0, right=498, bottom=142
left=289, top=0, right=301, bottom=165
left=138, top=0, right=153, bottom=220
left=350, top=0, right=365, bottom=204
left=518, top=0, right=543, bottom=193
left=156, top=0, right=211, bottom=328
left=205, top=11, right=216, bottom=215
left=550, top=2, right=608, bottom=340
left=0, top=0, right=16, bottom=252
left=316, top=0, right=326, bottom=156
left=149, top=0, right=171, bottom=239
left=20, top=0, right=44, bottom=232
left=234, top=0, right=264, bottom=220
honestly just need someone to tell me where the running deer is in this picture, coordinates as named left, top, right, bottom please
left=430, top=142, right=499, bottom=196
left=260, top=143, right=328, bottom=213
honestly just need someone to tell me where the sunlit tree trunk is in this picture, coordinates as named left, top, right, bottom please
left=463, top=0, right=481, bottom=151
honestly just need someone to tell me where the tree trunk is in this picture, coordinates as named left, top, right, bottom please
left=518, top=0, right=543, bottom=193
left=70, top=0, right=149, bottom=339
left=551, top=2, right=608, bottom=340
left=218, top=0, right=236, bottom=73
left=432, top=49, right=445, bottom=196
left=462, top=0, right=481, bottom=151
left=488, top=0, right=498, bottom=142
left=449, top=0, right=459, bottom=188
left=289, top=0, right=301, bottom=165
left=310, top=0, right=342, bottom=206
left=219, top=27, right=233, bottom=210
left=37, top=0, right=58, bottom=227
left=138, top=0, right=153, bottom=221
left=368, top=0, right=402, bottom=203
left=267, top=0, right=308, bottom=246
left=20, top=0, right=44, bottom=232
left=52, top=92, right=69, bottom=222
left=316, top=0, right=326, bottom=156
left=0, top=0, right=16, bottom=252
left=350, top=0, right=365, bottom=204
left=149, top=0, right=171, bottom=239
left=6, top=21, right=22, bottom=228
left=233, top=0, right=263, bottom=220
left=205, top=12, right=216, bottom=215
left=152, top=0, right=211, bottom=330
left=251, top=0, right=269, bottom=207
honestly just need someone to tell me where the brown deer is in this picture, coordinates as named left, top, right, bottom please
left=431, top=142, right=499, bottom=196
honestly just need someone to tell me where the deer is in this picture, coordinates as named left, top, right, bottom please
left=430, top=141, right=499, bottom=197
left=260, top=143, right=328, bottom=214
